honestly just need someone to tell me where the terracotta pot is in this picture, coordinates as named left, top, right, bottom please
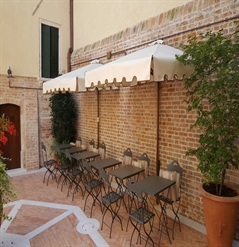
left=53, top=153, right=60, bottom=168
left=200, top=184, right=239, bottom=247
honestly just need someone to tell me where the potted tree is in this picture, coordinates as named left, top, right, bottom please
left=176, top=25, right=239, bottom=247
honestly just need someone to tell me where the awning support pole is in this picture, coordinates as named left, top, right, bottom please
left=156, top=82, right=160, bottom=176
left=97, top=88, right=99, bottom=148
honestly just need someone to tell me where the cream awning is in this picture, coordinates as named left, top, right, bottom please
left=43, top=62, right=103, bottom=94
left=85, top=42, right=193, bottom=89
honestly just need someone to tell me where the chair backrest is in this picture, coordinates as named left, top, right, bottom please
left=76, top=137, right=82, bottom=147
left=41, top=142, right=47, bottom=164
left=126, top=179, right=143, bottom=200
left=82, top=159, right=91, bottom=172
left=139, top=152, right=150, bottom=178
left=123, top=148, right=133, bottom=165
left=54, top=145, right=61, bottom=156
left=99, top=168, right=110, bottom=186
left=99, top=142, right=106, bottom=159
left=167, top=160, right=183, bottom=177
left=82, top=159, right=94, bottom=182
left=64, top=149, right=72, bottom=163
left=159, top=160, right=182, bottom=201
left=88, top=139, right=95, bottom=151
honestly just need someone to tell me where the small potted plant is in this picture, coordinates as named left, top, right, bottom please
left=177, top=25, right=239, bottom=247
left=0, top=114, right=17, bottom=226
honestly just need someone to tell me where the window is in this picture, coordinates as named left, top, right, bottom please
left=41, top=23, right=59, bottom=79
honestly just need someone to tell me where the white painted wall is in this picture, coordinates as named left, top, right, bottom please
left=74, top=0, right=191, bottom=49
left=0, top=0, right=70, bottom=78
left=0, top=0, right=192, bottom=78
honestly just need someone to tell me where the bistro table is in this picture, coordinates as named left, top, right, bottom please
left=134, top=175, right=176, bottom=245
left=67, top=146, right=87, bottom=154
left=109, top=165, right=145, bottom=185
left=71, top=151, right=100, bottom=165
left=108, top=165, right=145, bottom=211
left=53, top=143, right=73, bottom=151
left=90, top=158, right=121, bottom=171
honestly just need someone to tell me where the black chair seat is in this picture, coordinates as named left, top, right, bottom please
left=102, top=191, right=122, bottom=205
left=68, top=167, right=83, bottom=177
left=130, top=207, right=155, bottom=225
left=84, top=179, right=103, bottom=190
left=58, top=163, right=71, bottom=170
left=45, top=159, right=56, bottom=167
left=158, top=195, right=174, bottom=205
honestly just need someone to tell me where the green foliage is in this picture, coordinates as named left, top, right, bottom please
left=176, top=24, right=239, bottom=196
left=49, top=92, right=77, bottom=144
left=0, top=159, right=16, bottom=224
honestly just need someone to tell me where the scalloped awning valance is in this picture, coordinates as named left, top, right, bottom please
left=43, top=62, right=103, bottom=94
left=85, top=43, right=193, bottom=89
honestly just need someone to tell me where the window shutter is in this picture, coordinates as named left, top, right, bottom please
left=50, top=27, right=59, bottom=78
left=41, top=24, right=51, bottom=78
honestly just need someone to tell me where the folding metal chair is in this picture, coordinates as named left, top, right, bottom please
left=127, top=179, right=155, bottom=247
left=75, top=137, right=82, bottom=147
left=41, top=142, right=57, bottom=185
left=123, top=147, right=133, bottom=166
left=99, top=168, right=124, bottom=239
left=98, top=142, right=106, bottom=159
left=132, top=152, right=150, bottom=180
left=88, top=139, right=95, bottom=151
left=55, top=147, right=73, bottom=191
left=65, top=150, right=84, bottom=201
left=159, top=160, right=183, bottom=240
left=82, top=159, right=103, bottom=217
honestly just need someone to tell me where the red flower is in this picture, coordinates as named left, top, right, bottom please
left=0, top=114, right=17, bottom=155
left=6, top=123, right=16, bottom=135
left=0, top=132, right=8, bottom=145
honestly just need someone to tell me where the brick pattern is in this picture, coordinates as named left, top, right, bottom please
left=71, top=0, right=239, bottom=228
left=5, top=171, right=208, bottom=247
left=0, top=0, right=238, bottom=234
left=0, top=75, right=43, bottom=170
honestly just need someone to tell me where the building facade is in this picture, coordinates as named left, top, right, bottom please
left=0, top=0, right=239, bottom=234
left=71, top=0, right=239, bottom=227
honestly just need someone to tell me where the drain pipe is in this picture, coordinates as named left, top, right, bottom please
left=67, top=0, right=74, bottom=72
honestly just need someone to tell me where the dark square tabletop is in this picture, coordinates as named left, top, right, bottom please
left=53, top=143, right=73, bottom=150
left=109, top=165, right=145, bottom=180
left=90, top=158, right=121, bottom=171
left=135, top=175, right=175, bottom=196
left=67, top=146, right=87, bottom=154
left=71, top=151, right=100, bottom=161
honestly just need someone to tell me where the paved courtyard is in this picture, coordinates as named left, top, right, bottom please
left=1, top=169, right=209, bottom=247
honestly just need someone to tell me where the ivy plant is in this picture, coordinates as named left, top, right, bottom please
left=49, top=92, right=77, bottom=144
left=176, top=24, right=239, bottom=196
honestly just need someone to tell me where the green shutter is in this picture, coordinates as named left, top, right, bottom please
left=41, top=24, right=51, bottom=78
left=50, top=27, right=59, bottom=78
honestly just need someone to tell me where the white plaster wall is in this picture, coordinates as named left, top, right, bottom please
left=0, top=0, right=70, bottom=78
left=74, top=0, right=191, bottom=49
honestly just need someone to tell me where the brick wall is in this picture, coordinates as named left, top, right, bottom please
left=0, top=75, right=52, bottom=170
left=71, top=0, right=239, bottom=226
